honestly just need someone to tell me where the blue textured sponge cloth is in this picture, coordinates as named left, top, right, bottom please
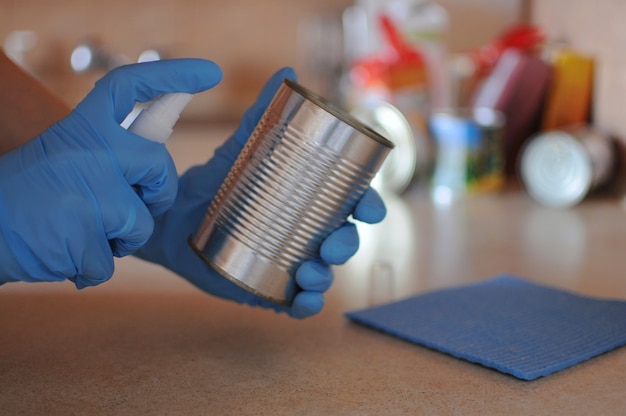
left=346, top=275, right=626, bottom=380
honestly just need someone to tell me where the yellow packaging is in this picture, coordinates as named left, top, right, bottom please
left=541, top=49, right=594, bottom=131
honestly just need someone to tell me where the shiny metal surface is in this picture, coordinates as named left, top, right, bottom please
left=351, top=101, right=418, bottom=194
left=520, top=127, right=615, bottom=208
left=191, top=80, right=394, bottom=305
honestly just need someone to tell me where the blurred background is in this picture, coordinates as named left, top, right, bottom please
left=1, top=0, right=524, bottom=122
left=2, top=0, right=626, bottom=200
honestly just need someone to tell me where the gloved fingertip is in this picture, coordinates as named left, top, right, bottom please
left=142, top=188, right=177, bottom=217
left=174, top=58, right=223, bottom=90
left=146, top=201, right=172, bottom=218
left=73, top=279, right=87, bottom=290
left=136, top=183, right=175, bottom=216
left=353, top=187, right=387, bottom=224
left=72, top=274, right=110, bottom=290
left=290, top=292, right=324, bottom=319
left=320, top=223, right=359, bottom=265
left=296, top=260, right=333, bottom=292
left=275, top=66, right=297, bottom=82
left=111, top=238, right=145, bottom=258
left=197, top=59, right=224, bottom=89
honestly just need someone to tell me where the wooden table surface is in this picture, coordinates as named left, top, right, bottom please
left=2, top=126, right=626, bottom=415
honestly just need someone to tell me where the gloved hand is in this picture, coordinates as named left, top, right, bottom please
left=0, top=59, right=222, bottom=288
left=135, top=67, right=387, bottom=319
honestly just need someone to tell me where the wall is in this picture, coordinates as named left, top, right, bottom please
left=1, top=0, right=523, bottom=122
left=1, top=0, right=331, bottom=122
left=531, top=0, right=626, bottom=164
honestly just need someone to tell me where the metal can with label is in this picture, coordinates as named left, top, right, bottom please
left=430, top=107, right=506, bottom=203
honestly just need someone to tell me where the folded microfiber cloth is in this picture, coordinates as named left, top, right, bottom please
left=346, top=275, right=626, bottom=380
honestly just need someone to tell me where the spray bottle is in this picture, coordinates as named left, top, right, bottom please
left=124, top=92, right=193, bottom=142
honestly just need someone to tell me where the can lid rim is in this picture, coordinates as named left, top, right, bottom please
left=520, top=132, right=593, bottom=208
left=283, top=79, right=395, bottom=149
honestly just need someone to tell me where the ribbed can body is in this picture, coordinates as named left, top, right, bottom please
left=190, top=80, right=393, bottom=305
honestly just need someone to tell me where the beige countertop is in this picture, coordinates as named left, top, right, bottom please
left=2, top=125, right=626, bottom=415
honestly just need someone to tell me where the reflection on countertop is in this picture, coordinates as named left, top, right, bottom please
left=339, top=185, right=626, bottom=311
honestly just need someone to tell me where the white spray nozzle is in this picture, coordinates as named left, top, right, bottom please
left=127, top=92, right=193, bottom=143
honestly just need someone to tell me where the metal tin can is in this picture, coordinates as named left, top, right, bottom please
left=430, top=107, right=506, bottom=203
left=189, top=79, right=394, bottom=305
left=520, top=126, right=615, bottom=208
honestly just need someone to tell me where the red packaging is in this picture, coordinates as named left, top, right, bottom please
left=472, top=48, right=552, bottom=178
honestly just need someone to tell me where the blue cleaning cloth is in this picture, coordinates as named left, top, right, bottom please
left=346, top=275, right=626, bottom=380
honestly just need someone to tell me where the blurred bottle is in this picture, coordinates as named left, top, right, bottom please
left=540, top=47, right=594, bottom=131
left=387, top=0, right=450, bottom=110
left=471, top=48, right=551, bottom=179
left=347, top=14, right=431, bottom=190
left=460, top=23, right=545, bottom=109
left=344, top=1, right=449, bottom=191
left=351, top=0, right=449, bottom=110
left=430, top=107, right=506, bottom=205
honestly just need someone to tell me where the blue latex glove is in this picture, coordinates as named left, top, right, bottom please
left=0, top=59, right=222, bottom=288
left=135, top=67, right=387, bottom=319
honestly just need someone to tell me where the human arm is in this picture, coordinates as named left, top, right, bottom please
left=0, top=50, right=71, bottom=155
